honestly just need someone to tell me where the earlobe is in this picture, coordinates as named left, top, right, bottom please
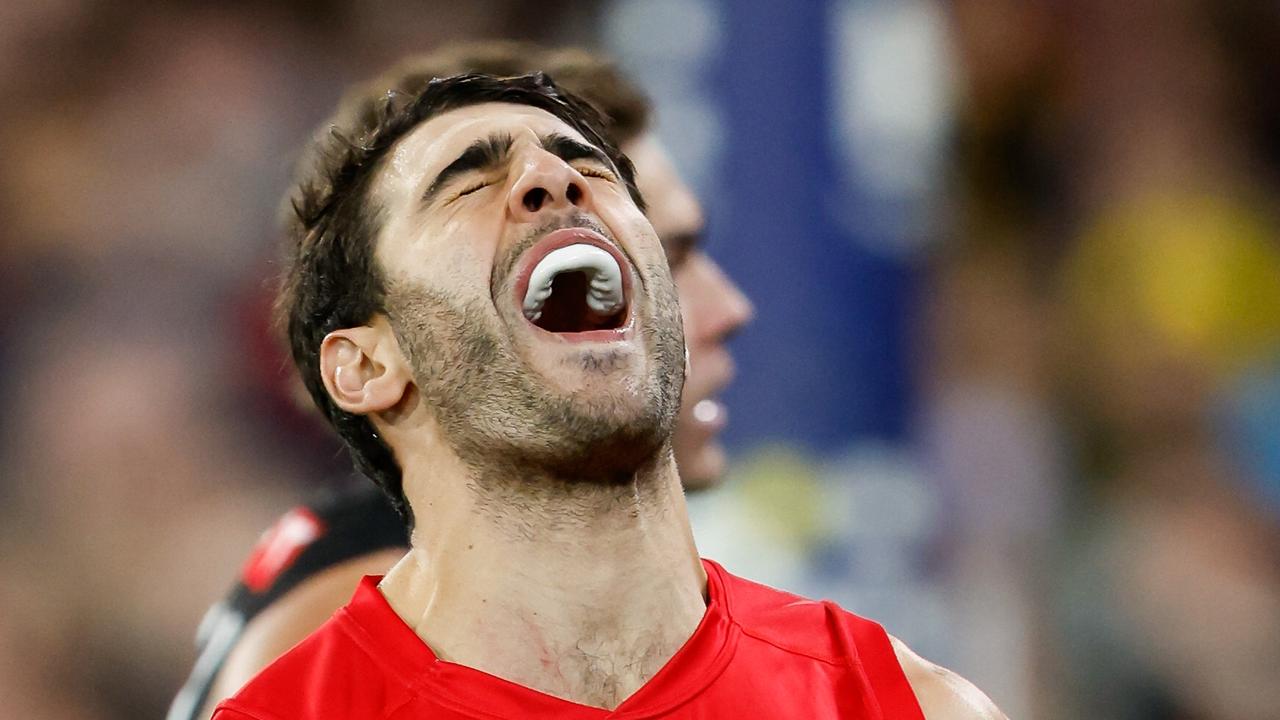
left=320, top=326, right=411, bottom=416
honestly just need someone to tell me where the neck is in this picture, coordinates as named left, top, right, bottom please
left=379, top=445, right=706, bottom=710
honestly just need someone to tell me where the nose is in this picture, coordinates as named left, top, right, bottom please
left=507, top=150, right=594, bottom=222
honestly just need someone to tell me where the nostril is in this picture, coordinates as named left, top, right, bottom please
left=566, top=182, right=583, bottom=205
left=522, top=187, right=549, bottom=212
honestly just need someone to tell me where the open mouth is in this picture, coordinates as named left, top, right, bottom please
left=515, top=229, right=632, bottom=339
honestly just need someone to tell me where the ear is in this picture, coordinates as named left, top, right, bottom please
left=319, top=321, right=411, bottom=416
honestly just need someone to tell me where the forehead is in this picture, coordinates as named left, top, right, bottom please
left=377, top=102, right=595, bottom=194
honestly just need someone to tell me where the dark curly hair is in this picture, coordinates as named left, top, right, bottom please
left=278, top=71, right=645, bottom=525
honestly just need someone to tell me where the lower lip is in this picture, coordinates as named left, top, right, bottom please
left=525, top=318, right=634, bottom=344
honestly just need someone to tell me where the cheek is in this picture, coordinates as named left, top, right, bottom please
left=426, top=218, right=503, bottom=287
left=621, top=221, right=671, bottom=271
left=596, top=184, right=647, bottom=233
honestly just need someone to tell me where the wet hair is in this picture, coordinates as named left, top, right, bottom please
left=278, top=72, right=644, bottom=524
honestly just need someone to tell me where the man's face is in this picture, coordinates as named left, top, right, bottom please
left=370, top=103, right=685, bottom=478
left=625, top=135, right=754, bottom=490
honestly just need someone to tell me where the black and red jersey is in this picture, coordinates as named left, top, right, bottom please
left=167, top=485, right=408, bottom=720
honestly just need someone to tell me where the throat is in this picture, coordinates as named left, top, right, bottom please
left=541, top=629, right=682, bottom=709
left=387, top=551, right=708, bottom=710
left=380, top=462, right=707, bottom=709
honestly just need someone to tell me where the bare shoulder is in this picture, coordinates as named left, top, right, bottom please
left=196, top=548, right=404, bottom=720
left=889, top=635, right=1009, bottom=720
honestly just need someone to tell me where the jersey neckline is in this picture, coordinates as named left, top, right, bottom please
left=336, top=558, right=739, bottom=719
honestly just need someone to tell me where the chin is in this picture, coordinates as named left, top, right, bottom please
left=540, top=344, right=646, bottom=390
left=498, top=374, right=678, bottom=477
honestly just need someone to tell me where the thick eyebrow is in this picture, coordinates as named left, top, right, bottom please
left=421, top=132, right=514, bottom=207
left=541, top=133, right=615, bottom=173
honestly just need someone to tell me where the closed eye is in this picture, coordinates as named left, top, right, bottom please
left=577, top=166, right=617, bottom=183
left=455, top=179, right=494, bottom=200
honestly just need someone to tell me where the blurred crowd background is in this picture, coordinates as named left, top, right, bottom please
left=2, top=1, right=1279, bottom=718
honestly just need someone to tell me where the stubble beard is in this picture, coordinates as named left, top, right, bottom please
left=383, top=261, right=685, bottom=505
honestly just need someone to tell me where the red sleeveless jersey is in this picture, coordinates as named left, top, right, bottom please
left=213, top=559, right=924, bottom=719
